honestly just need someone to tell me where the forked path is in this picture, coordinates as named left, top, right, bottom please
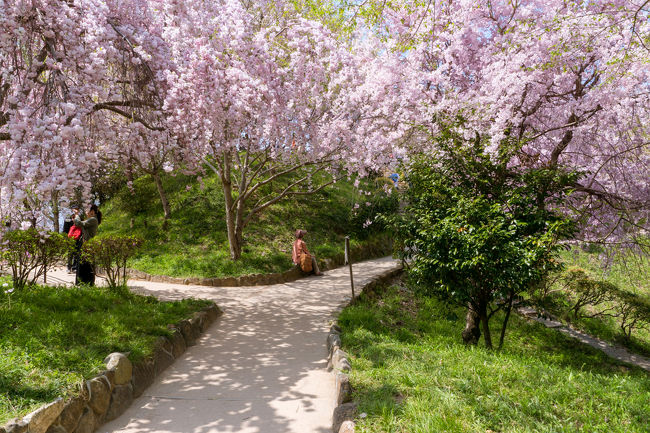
left=89, top=257, right=400, bottom=433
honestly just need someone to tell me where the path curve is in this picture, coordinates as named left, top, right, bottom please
left=51, top=257, right=399, bottom=433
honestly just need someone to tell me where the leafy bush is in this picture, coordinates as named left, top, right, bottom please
left=0, top=229, right=73, bottom=290
left=82, top=235, right=144, bottom=288
left=551, top=266, right=650, bottom=341
left=387, top=129, right=578, bottom=349
left=611, top=290, right=650, bottom=340
left=560, top=267, right=618, bottom=319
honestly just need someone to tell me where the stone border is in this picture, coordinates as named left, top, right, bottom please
left=1, top=304, right=222, bottom=433
left=124, top=238, right=393, bottom=287
left=327, top=265, right=404, bottom=433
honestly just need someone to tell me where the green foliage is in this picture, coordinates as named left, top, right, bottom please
left=0, top=283, right=211, bottom=424
left=387, top=132, right=578, bottom=347
left=0, top=229, right=73, bottom=290
left=82, top=235, right=144, bottom=288
left=349, top=176, right=399, bottom=239
left=560, top=267, right=618, bottom=319
left=338, top=282, right=650, bottom=433
left=613, top=290, right=650, bottom=340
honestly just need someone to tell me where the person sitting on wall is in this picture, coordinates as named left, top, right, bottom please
left=292, top=229, right=323, bottom=276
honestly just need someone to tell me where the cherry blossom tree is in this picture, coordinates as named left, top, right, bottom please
left=0, top=0, right=177, bottom=228
left=161, top=0, right=373, bottom=259
left=351, top=0, right=650, bottom=247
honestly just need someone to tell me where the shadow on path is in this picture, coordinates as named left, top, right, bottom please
left=95, top=257, right=400, bottom=433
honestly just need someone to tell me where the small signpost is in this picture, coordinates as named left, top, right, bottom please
left=345, top=236, right=355, bottom=298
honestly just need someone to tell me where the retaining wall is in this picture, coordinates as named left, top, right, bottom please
left=326, top=266, right=403, bottom=433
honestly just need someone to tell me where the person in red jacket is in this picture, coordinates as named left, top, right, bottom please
left=292, top=229, right=322, bottom=276
left=65, top=210, right=83, bottom=273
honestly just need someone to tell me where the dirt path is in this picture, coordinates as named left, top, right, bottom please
left=45, top=257, right=401, bottom=433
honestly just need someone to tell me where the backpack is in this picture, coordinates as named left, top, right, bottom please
left=300, top=251, right=312, bottom=273
left=68, top=225, right=82, bottom=240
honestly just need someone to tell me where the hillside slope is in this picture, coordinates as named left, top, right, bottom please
left=98, top=171, right=396, bottom=278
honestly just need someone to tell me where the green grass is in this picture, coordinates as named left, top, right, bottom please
left=98, top=171, right=395, bottom=278
left=338, top=282, right=650, bottom=433
left=0, top=277, right=212, bottom=424
left=544, top=247, right=650, bottom=357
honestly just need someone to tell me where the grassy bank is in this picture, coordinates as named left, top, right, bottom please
left=338, top=282, right=650, bottom=433
left=99, top=172, right=396, bottom=278
left=0, top=279, right=212, bottom=424
left=546, top=247, right=650, bottom=357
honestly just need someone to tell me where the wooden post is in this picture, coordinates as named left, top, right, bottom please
left=345, top=236, right=355, bottom=299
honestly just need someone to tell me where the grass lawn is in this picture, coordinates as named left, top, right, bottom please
left=98, top=171, right=396, bottom=278
left=0, top=278, right=212, bottom=424
left=338, top=281, right=650, bottom=433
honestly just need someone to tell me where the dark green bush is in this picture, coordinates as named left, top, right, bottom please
left=386, top=126, right=578, bottom=349
left=560, top=267, right=618, bottom=319
left=611, top=290, right=650, bottom=340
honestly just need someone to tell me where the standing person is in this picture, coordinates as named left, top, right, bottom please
left=74, top=204, right=102, bottom=285
left=292, top=229, right=322, bottom=276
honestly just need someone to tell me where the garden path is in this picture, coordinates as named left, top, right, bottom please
left=45, top=256, right=401, bottom=433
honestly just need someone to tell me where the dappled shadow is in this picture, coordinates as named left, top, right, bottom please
left=99, top=257, right=400, bottom=433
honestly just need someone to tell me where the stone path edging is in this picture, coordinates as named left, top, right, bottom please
left=327, top=266, right=404, bottom=433
left=1, top=304, right=222, bottom=433
left=517, top=306, right=650, bottom=372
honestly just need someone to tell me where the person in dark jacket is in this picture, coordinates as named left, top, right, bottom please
left=75, top=204, right=102, bottom=285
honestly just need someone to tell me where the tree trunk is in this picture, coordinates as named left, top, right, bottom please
left=479, top=303, right=493, bottom=349
left=498, top=293, right=515, bottom=350
left=51, top=193, right=60, bottom=233
left=152, top=171, right=171, bottom=222
left=462, top=304, right=481, bottom=345
left=222, top=173, right=242, bottom=260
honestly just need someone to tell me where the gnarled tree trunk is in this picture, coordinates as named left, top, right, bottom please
left=462, top=304, right=481, bottom=345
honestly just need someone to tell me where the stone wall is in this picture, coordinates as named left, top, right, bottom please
left=123, top=237, right=393, bottom=287
left=1, top=304, right=222, bottom=433
left=327, top=265, right=403, bottom=433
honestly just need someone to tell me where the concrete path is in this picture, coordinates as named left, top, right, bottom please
left=45, top=257, right=401, bottom=433
left=517, top=306, right=650, bottom=372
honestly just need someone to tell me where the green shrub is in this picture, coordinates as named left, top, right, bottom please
left=560, top=267, right=618, bottom=319
left=0, top=229, right=73, bottom=290
left=611, top=290, right=650, bottom=341
left=387, top=128, right=578, bottom=349
left=82, top=235, right=144, bottom=288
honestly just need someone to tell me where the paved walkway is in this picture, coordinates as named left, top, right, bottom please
left=45, top=257, right=401, bottom=433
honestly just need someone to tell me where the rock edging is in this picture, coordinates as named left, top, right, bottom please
left=124, top=238, right=393, bottom=287
left=327, top=265, right=404, bottom=433
left=1, top=304, right=222, bottom=433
